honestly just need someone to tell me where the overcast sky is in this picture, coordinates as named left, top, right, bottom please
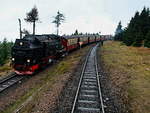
left=0, top=0, right=150, bottom=41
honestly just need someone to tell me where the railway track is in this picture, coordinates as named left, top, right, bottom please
left=0, top=73, right=24, bottom=93
left=71, top=44, right=105, bottom=113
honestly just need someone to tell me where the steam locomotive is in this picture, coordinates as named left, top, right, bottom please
left=11, top=34, right=101, bottom=75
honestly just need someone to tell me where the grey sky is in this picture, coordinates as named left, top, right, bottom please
left=0, top=0, right=150, bottom=41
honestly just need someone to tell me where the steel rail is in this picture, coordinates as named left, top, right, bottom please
left=0, top=73, right=24, bottom=93
left=71, top=46, right=93, bottom=113
left=95, top=45, right=105, bottom=113
left=0, top=72, right=16, bottom=84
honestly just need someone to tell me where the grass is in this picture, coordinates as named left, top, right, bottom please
left=1, top=45, right=92, bottom=113
left=0, top=60, right=11, bottom=71
left=3, top=87, right=37, bottom=113
left=0, top=61, right=12, bottom=78
left=101, top=41, right=150, bottom=113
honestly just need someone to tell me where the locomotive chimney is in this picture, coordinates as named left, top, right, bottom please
left=18, top=18, right=22, bottom=39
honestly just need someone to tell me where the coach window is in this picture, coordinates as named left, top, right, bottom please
left=73, top=39, right=75, bottom=44
left=70, top=39, right=72, bottom=45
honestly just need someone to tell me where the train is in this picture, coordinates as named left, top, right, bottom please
left=11, top=34, right=103, bottom=75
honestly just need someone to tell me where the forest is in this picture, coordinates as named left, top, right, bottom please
left=0, top=38, right=13, bottom=65
left=114, top=7, right=150, bottom=48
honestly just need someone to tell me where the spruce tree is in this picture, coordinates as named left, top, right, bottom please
left=116, top=7, right=150, bottom=48
left=139, top=7, right=150, bottom=39
left=123, top=28, right=134, bottom=46
left=0, top=39, right=13, bottom=65
left=0, top=38, right=8, bottom=65
left=2, top=38, right=8, bottom=60
left=114, top=21, right=123, bottom=41
left=74, top=29, right=79, bottom=35
left=123, top=12, right=140, bottom=46
left=144, top=31, right=150, bottom=47
left=115, top=21, right=123, bottom=35
left=132, top=32, right=143, bottom=47
left=0, top=42, right=3, bottom=65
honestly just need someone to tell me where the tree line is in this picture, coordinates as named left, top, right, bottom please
left=0, top=38, right=13, bottom=65
left=114, top=7, right=150, bottom=48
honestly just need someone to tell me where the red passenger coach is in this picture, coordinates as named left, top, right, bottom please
left=79, top=35, right=89, bottom=45
left=89, top=35, right=96, bottom=43
left=96, top=35, right=101, bottom=42
left=63, top=36, right=79, bottom=51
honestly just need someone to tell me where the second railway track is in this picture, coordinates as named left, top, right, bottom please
left=71, top=44, right=105, bottom=113
left=0, top=73, right=24, bottom=93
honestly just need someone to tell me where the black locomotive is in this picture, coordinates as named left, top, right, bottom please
left=11, top=34, right=67, bottom=75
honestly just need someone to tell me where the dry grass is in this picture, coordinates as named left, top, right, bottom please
left=0, top=61, right=12, bottom=79
left=101, top=41, right=150, bottom=113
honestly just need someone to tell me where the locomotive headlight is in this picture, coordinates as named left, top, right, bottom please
left=20, top=42, right=23, bottom=46
left=12, top=58, right=15, bottom=61
left=27, top=59, right=30, bottom=63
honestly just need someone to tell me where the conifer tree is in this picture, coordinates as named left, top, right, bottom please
left=144, top=30, right=150, bottom=47
left=0, top=38, right=13, bottom=65
left=2, top=38, right=9, bottom=60
left=0, top=42, right=3, bottom=65
left=115, top=7, right=150, bottom=48
left=0, top=38, right=8, bottom=65
left=52, top=11, right=65, bottom=35
left=123, top=12, right=140, bottom=46
left=123, top=29, right=134, bottom=46
left=74, top=29, right=79, bottom=35
left=24, top=6, right=39, bottom=35
left=115, top=21, right=123, bottom=35
left=139, top=7, right=150, bottom=39
left=132, top=32, right=143, bottom=47
left=114, top=21, right=123, bottom=41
